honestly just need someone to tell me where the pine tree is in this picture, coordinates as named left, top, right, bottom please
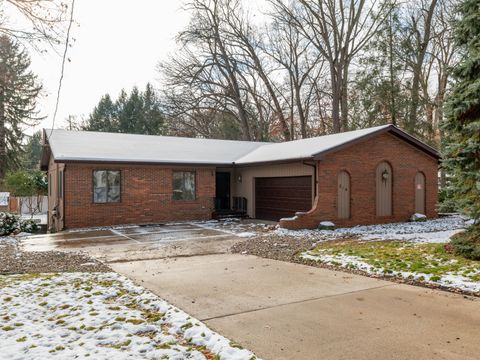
left=117, top=87, right=143, bottom=134
left=349, top=0, right=411, bottom=130
left=22, top=131, right=42, bottom=170
left=83, top=94, right=118, bottom=132
left=141, top=83, right=164, bottom=135
left=0, top=35, right=42, bottom=178
left=442, top=0, right=480, bottom=258
left=82, top=84, right=165, bottom=135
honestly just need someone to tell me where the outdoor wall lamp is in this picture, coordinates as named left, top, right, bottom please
left=237, top=175, right=242, bottom=183
left=382, top=169, right=389, bottom=181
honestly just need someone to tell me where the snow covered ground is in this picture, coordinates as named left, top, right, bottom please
left=0, top=272, right=259, bottom=359
left=192, top=219, right=270, bottom=238
left=193, top=215, right=470, bottom=245
left=302, top=250, right=480, bottom=294
left=0, top=236, right=17, bottom=246
left=275, top=215, right=469, bottom=244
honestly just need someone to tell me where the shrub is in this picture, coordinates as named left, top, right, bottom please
left=451, top=226, right=480, bottom=260
left=0, top=212, right=39, bottom=236
left=0, top=212, right=21, bottom=236
left=20, top=219, right=39, bottom=234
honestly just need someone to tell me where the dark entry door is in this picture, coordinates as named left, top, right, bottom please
left=255, top=176, right=312, bottom=221
left=215, top=172, right=231, bottom=210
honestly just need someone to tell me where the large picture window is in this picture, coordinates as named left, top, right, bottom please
left=93, top=170, right=121, bottom=203
left=173, top=171, right=196, bottom=201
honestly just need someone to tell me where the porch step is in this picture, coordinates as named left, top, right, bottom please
left=212, top=210, right=248, bottom=220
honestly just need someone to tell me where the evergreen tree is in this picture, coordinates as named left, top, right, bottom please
left=442, top=0, right=480, bottom=258
left=22, top=131, right=42, bottom=170
left=117, top=87, right=143, bottom=134
left=82, top=84, right=164, bottom=135
left=83, top=94, right=117, bottom=132
left=349, top=1, right=410, bottom=130
left=142, top=83, right=165, bottom=135
left=0, top=35, right=42, bottom=178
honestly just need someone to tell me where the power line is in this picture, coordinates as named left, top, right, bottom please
left=49, top=0, right=76, bottom=138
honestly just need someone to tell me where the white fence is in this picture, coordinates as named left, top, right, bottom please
left=16, top=196, right=48, bottom=215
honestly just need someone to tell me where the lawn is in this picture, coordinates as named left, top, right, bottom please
left=302, top=240, right=480, bottom=294
left=0, top=272, right=258, bottom=359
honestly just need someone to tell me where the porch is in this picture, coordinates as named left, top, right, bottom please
left=213, top=162, right=316, bottom=221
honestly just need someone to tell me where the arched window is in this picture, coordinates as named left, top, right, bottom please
left=414, top=172, right=426, bottom=214
left=337, top=171, right=350, bottom=219
left=376, top=162, right=392, bottom=216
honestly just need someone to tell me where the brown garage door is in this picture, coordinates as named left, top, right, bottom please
left=255, top=176, right=312, bottom=221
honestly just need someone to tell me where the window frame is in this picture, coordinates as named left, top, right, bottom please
left=92, top=169, right=122, bottom=204
left=172, top=170, right=197, bottom=201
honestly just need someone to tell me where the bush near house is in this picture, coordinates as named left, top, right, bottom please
left=0, top=212, right=39, bottom=236
left=451, top=227, right=480, bottom=260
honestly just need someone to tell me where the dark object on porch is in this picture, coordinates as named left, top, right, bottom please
left=213, top=197, right=248, bottom=220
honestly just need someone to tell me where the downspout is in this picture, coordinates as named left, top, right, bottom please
left=303, top=160, right=317, bottom=198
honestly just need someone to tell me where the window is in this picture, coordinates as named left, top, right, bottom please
left=173, top=171, right=196, bottom=200
left=93, top=170, right=121, bottom=203
left=58, top=171, right=63, bottom=198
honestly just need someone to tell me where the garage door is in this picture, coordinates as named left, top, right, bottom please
left=255, top=176, right=312, bottom=221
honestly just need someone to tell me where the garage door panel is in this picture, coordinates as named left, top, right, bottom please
left=255, top=176, right=312, bottom=221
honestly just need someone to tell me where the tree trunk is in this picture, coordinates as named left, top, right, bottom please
left=0, top=101, right=5, bottom=179
left=330, top=63, right=341, bottom=133
left=388, top=11, right=397, bottom=125
left=433, top=73, right=448, bottom=146
left=407, top=0, right=438, bottom=132
left=295, top=83, right=307, bottom=138
left=340, top=63, right=349, bottom=132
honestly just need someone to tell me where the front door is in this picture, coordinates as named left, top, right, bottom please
left=215, top=172, right=231, bottom=210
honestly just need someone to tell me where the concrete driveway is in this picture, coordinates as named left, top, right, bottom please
left=21, top=223, right=240, bottom=262
left=22, top=225, right=480, bottom=360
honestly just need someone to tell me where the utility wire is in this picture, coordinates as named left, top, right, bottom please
left=49, top=0, right=76, bottom=139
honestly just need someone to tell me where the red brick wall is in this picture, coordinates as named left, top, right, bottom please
left=63, top=164, right=215, bottom=229
left=280, top=132, right=438, bottom=229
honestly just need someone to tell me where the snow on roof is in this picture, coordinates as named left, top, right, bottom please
left=234, top=125, right=391, bottom=164
left=45, top=124, right=437, bottom=166
left=45, top=129, right=267, bottom=165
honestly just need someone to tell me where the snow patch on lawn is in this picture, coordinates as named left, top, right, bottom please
left=275, top=215, right=469, bottom=243
left=301, top=252, right=480, bottom=294
left=0, top=236, right=17, bottom=246
left=236, top=232, right=257, bottom=238
left=0, top=272, right=259, bottom=359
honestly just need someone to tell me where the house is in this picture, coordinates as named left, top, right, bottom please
left=40, top=125, right=439, bottom=232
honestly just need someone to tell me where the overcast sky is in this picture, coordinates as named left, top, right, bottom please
left=28, top=0, right=189, bottom=134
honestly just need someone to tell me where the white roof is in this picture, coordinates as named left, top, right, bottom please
left=235, top=125, right=390, bottom=164
left=46, top=130, right=266, bottom=165
left=45, top=125, right=435, bottom=166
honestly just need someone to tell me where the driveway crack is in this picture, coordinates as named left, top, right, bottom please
left=200, top=283, right=396, bottom=322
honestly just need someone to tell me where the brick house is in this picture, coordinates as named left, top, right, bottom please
left=40, top=125, right=439, bottom=232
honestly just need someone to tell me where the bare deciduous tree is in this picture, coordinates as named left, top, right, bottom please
left=0, top=0, right=69, bottom=50
left=270, top=0, right=392, bottom=133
